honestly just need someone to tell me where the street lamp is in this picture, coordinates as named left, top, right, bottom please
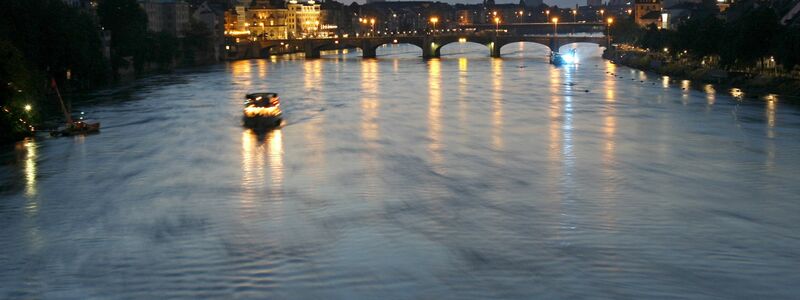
left=24, top=104, right=31, bottom=112
left=494, top=17, right=501, bottom=32
left=545, top=9, right=550, bottom=22
left=552, top=17, right=558, bottom=31
left=552, top=17, right=558, bottom=46
left=430, top=17, right=438, bottom=35
left=606, top=17, right=613, bottom=47
left=572, top=10, right=577, bottom=22
left=599, top=9, right=605, bottom=22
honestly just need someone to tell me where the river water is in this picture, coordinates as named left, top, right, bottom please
left=2, top=44, right=800, bottom=299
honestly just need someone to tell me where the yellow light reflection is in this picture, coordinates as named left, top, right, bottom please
left=704, top=84, right=716, bottom=107
left=731, top=88, right=744, bottom=100
left=662, top=76, right=669, bottom=88
left=491, top=58, right=503, bottom=150
left=240, top=130, right=265, bottom=214
left=765, top=99, right=776, bottom=170
left=548, top=66, right=562, bottom=171
left=267, top=129, right=284, bottom=191
left=681, top=80, right=691, bottom=105
left=231, top=60, right=253, bottom=91
left=16, top=138, right=39, bottom=218
left=458, top=57, right=468, bottom=72
left=766, top=98, right=776, bottom=138
left=362, top=59, right=380, bottom=143
left=598, top=62, right=620, bottom=230
left=428, top=59, right=443, bottom=171
left=605, top=61, right=616, bottom=102
left=603, top=60, right=617, bottom=166
left=257, top=59, right=268, bottom=79
left=304, top=60, right=326, bottom=173
left=458, top=58, right=469, bottom=129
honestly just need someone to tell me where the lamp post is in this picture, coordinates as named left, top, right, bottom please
left=552, top=17, right=558, bottom=52
left=370, top=18, right=375, bottom=34
left=606, top=17, right=613, bottom=48
left=545, top=9, right=550, bottom=22
left=572, top=9, right=577, bottom=23
left=599, top=9, right=605, bottom=22
left=552, top=17, right=558, bottom=36
left=430, top=17, right=438, bottom=36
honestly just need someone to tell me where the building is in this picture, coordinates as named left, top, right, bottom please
left=192, top=1, right=224, bottom=61
left=634, top=0, right=662, bottom=26
left=138, top=0, right=191, bottom=37
left=287, top=0, right=322, bottom=38
left=455, top=6, right=481, bottom=25
left=248, top=0, right=289, bottom=39
left=607, top=0, right=631, bottom=8
left=587, top=0, right=604, bottom=7
left=716, top=0, right=735, bottom=12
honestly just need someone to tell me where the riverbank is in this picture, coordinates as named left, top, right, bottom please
left=603, top=48, right=800, bottom=103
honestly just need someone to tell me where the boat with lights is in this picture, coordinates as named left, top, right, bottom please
left=243, top=92, right=282, bottom=129
left=550, top=49, right=578, bottom=66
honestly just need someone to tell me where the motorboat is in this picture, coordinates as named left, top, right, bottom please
left=550, top=52, right=566, bottom=66
left=50, top=120, right=100, bottom=136
left=550, top=49, right=578, bottom=66
left=243, top=92, right=282, bottom=129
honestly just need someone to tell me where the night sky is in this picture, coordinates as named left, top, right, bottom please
left=352, top=0, right=585, bottom=7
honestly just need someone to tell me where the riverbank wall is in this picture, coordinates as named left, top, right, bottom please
left=603, top=48, right=800, bottom=103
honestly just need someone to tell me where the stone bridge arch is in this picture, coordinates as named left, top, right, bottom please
left=425, top=36, right=495, bottom=58
left=552, top=38, right=607, bottom=52
left=497, top=41, right=553, bottom=58
left=312, top=40, right=362, bottom=57
left=365, top=41, right=425, bottom=58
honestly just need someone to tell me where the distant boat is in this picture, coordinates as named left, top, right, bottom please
left=242, top=92, right=283, bottom=129
left=550, top=49, right=578, bottom=66
left=49, top=78, right=100, bottom=137
left=550, top=52, right=566, bottom=66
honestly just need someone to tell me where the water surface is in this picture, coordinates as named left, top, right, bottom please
left=2, top=44, right=799, bottom=299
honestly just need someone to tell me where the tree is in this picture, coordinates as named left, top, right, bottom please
left=610, top=16, right=643, bottom=45
left=97, top=0, right=148, bottom=74
left=0, top=40, right=39, bottom=142
left=0, top=0, right=106, bottom=87
left=774, top=28, right=800, bottom=71
left=182, top=21, right=214, bottom=64
left=146, top=32, right=179, bottom=70
left=674, top=15, right=725, bottom=58
left=719, top=6, right=781, bottom=67
left=638, top=24, right=674, bottom=51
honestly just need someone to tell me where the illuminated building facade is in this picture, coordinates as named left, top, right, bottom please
left=249, top=7, right=289, bottom=39
left=287, top=0, right=322, bottom=38
left=634, top=0, right=662, bottom=26
left=138, top=0, right=191, bottom=38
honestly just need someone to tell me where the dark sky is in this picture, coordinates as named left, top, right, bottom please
left=352, top=0, right=585, bottom=7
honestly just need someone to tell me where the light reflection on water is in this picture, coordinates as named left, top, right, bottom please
left=428, top=59, right=443, bottom=172
left=1, top=44, right=800, bottom=299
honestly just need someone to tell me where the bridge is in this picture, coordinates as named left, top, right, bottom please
left=230, top=31, right=608, bottom=60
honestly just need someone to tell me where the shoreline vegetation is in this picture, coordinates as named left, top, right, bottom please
left=603, top=48, right=800, bottom=103
left=605, top=3, right=800, bottom=103
left=1, top=0, right=218, bottom=144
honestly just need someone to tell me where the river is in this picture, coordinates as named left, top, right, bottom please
left=1, top=43, right=799, bottom=299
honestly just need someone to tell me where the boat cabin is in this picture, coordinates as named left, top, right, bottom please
left=245, top=93, right=280, bottom=108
